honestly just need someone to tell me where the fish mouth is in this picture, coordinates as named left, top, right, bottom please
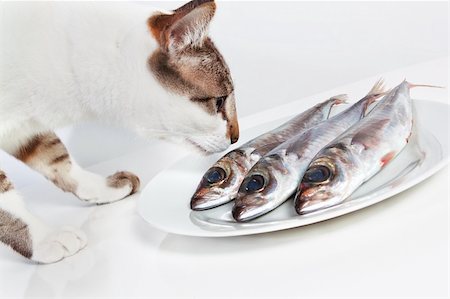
left=231, top=204, right=254, bottom=222
left=191, top=155, right=247, bottom=211
left=232, top=200, right=268, bottom=222
left=295, top=192, right=340, bottom=215
left=190, top=194, right=233, bottom=210
left=295, top=199, right=323, bottom=215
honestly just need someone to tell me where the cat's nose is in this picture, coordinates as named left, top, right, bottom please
left=227, top=106, right=239, bottom=144
left=230, top=123, right=239, bottom=144
left=231, top=135, right=238, bottom=144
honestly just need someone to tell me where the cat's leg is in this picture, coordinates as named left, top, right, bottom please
left=11, top=131, right=140, bottom=204
left=0, top=169, right=87, bottom=263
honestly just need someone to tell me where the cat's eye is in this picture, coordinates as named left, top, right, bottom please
left=215, top=96, right=226, bottom=112
left=303, top=165, right=332, bottom=183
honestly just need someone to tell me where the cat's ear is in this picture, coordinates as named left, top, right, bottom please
left=148, top=0, right=216, bottom=53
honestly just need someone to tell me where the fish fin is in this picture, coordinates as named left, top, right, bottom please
left=326, top=94, right=348, bottom=119
left=329, top=94, right=349, bottom=105
left=363, top=78, right=388, bottom=115
left=350, top=119, right=390, bottom=149
left=367, top=78, right=387, bottom=98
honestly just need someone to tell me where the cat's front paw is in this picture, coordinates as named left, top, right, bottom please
left=31, top=226, right=87, bottom=264
left=75, top=171, right=140, bottom=205
left=106, top=171, right=140, bottom=196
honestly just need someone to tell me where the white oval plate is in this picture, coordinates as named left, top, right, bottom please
left=138, top=99, right=449, bottom=237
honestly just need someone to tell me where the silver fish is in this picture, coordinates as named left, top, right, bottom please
left=232, top=80, right=385, bottom=222
left=190, top=96, right=347, bottom=210
left=295, top=80, right=417, bottom=215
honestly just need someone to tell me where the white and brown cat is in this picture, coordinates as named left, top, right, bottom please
left=0, top=0, right=238, bottom=263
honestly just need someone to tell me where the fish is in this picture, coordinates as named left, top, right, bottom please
left=232, top=80, right=385, bottom=222
left=294, top=80, right=420, bottom=215
left=190, top=95, right=347, bottom=210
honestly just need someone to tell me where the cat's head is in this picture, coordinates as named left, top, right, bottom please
left=147, top=0, right=239, bottom=154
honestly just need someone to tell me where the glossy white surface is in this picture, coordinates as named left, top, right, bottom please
left=0, top=1, right=448, bottom=298
left=139, top=99, right=449, bottom=236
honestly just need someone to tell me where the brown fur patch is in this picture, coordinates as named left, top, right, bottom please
left=148, top=0, right=215, bottom=49
left=148, top=13, right=176, bottom=49
left=14, top=133, right=63, bottom=163
left=149, top=49, right=202, bottom=97
left=148, top=39, right=233, bottom=101
left=13, top=132, right=77, bottom=193
left=50, top=153, right=70, bottom=165
left=0, top=209, right=33, bottom=259
left=14, top=135, right=44, bottom=163
left=0, top=171, right=14, bottom=193
left=174, top=0, right=215, bottom=14
left=107, top=171, right=140, bottom=195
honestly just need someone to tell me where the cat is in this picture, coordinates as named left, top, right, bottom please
left=0, top=0, right=239, bottom=263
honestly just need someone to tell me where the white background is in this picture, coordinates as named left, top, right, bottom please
left=0, top=1, right=448, bottom=298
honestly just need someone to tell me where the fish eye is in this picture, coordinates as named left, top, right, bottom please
left=205, top=167, right=226, bottom=184
left=244, top=174, right=265, bottom=193
left=303, top=165, right=332, bottom=183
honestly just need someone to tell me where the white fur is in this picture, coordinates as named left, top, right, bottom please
left=0, top=2, right=230, bottom=154
left=31, top=226, right=87, bottom=264
left=70, top=163, right=133, bottom=204
left=0, top=190, right=87, bottom=263
left=0, top=1, right=232, bottom=263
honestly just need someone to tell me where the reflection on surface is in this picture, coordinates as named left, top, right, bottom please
left=23, top=197, right=166, bottom=297
left=24, top=248, right=97, bottom=298
left=23, top=201, right=124, bottom=298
